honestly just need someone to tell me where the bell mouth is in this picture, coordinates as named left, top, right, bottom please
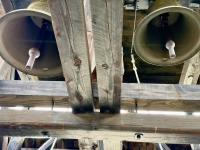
left=0, top=9, right=63, bottom=77
left=134, top=6, right=200, bottom=66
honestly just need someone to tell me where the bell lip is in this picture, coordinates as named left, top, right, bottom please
left=134, top=6, right=200, bottom=66
left=0, top=9, right=63, bottom=78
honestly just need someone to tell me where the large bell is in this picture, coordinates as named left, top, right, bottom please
left=134, top=0, right=200, bottom=66
left=0, top=0, right=62, bottom=77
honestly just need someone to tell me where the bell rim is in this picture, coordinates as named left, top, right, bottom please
left=134, top=6, right=200, bottom=66
left=0, top=9, right=63, bottom=78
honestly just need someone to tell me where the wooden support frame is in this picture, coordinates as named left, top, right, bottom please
left=90, top=0, right=123, bottom=113
left=78, top=139, right=99, bottom=150
left=179, top=52, right=200, bottom=85
left=1, top=80, right=200, bottom=112
left=0, top=110, right=200, bottom=144
left=0, top=0, right=13, bottom=80
left=48, top=0, right=94, bottom=113
left=7, top=137, right=24, bottom=150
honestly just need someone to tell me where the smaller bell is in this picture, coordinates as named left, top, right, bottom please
left=0, top=0, right=62, bottom=77
left=134, top=0, right=200, bottom=66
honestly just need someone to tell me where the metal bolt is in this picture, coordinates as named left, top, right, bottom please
left=162, top=58, right=167, bottom=61
left=134, top=133, right=143, bottom=139
left=102, top=64, right=108, bottom=69
left=41, top=131, right=50, bottom=137
left=74, top=58, right=82, bottom=66
left=43, top=68, right=48, bottom=71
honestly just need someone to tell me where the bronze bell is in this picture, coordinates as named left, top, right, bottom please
left=0, top=0, right=62, bottom=77
left=134, top=0, right=200, bottom=66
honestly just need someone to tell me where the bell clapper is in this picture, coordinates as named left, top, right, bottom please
left=165, top=40, right=176, bottom=59
left=25, top=19, right=49, bottom=70
left=160, top=13, right=176, bottom=59
left=26, top=48, right=40, bottom=70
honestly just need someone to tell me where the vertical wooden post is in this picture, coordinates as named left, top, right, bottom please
left=48, top=0, right=94, bottom=113
left=90, top=0, right=123, bottom=113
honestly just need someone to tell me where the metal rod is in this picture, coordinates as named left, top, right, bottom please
left=25, top=19, right=49, bottom=70
left=160, top=13, right=176, bottom=59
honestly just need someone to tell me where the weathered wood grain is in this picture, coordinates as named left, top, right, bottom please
left=0, top=81, right=69, bottom=108
left=0, top=0, right=13, bottom=13
left=0, top=0, right=14, bottom=80
left=0, top=110, right=200, bottom=144
left=179, top=53, right=200, bottom=85
left=17, top=70, right=39, bottom=81
left=7, top=137, right=24, bottom=150
left=90, top=0, right=123, bottom=113
left=48, top=0, right=94, bottom=113
left=38, top=138, right=57, bottom=150
left=0, top=137, right=8, bottom=150
left=103, top=140, right=122, bottom=150
left=0, top=81, right=200, bottom=112
left=78, top=139, right=99, bottom=150
left=84, top=0, right=95, bottom=73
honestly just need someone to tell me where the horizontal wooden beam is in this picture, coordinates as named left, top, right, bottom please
left=0, top=81, right=69, bottom=108
left=0, top=110, right=200, bottom=144
left=1, top=81, right=200, bottom=112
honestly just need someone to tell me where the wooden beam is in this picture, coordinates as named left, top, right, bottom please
left=1, top=81, right=200, bottom=112
left=154, top=143, right=170, bottom=150
left=78, top=139, right=99, bottom=150
left=7, top=137, right=24, bottom=150
left=179, top=52, right=200, bottom=84
left=0, top=110, right=200, bottom=144
left=90, top=0, right=123, bottom=113
left=84, top=0, right=95, bottom=72
left=0, top=81, right=69, bottom=108
left=103, top=140, right=122, bottom=150
left=17, top=71, right=39, bottom=81
left=0, top=0, right=13, bottom=13
left=191, top=144, right=200, bottom=150
left=0, top=137, right=8, bottom=150
left=48, top=0, right=94, bottom=113
left=38, top=138, right=57, bottom=150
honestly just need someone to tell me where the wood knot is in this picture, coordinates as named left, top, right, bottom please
left=76, top=93, right=83, bottom=101
left=92, top=19, right=97, bottom=24
left=102, top=64, right=108, bottom=69
left=105, top=90, right=109, bottom=93
left=92, top=143, right=98, bottom=148
left=74, top=58, right=82, bottom=66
